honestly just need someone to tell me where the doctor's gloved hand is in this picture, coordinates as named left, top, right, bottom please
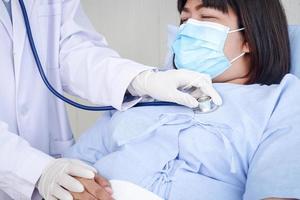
left=129, top=69, right=222, bottom=108
left=37, top=158, right=112, bottom=200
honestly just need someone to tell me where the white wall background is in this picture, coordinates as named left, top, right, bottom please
left=68, top=0, right=300, bottom=139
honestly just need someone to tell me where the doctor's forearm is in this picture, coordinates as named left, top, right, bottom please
left=59, top=0, right=152, bottom=110
left=0, top=121, right=53, bottom=199
left=60, top=51, right=151, bottom=109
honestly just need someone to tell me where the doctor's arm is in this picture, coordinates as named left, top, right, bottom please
left=59, top=0, right=222, bottom=111
left=0, top=121, right=111, bottom=200
left=59, top=0, right=152, bottom=111
left=0, top=121, right=52, bottom=199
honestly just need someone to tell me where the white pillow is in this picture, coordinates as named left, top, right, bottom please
left=163, top=25, right=178, bottom=70
left=289, top=26, right=300, bottom=78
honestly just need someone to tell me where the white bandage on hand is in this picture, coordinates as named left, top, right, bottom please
left=129, top=69, right=222, bottom=108
left=37, top=158, right=97, bottom=200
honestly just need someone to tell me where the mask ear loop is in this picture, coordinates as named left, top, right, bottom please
left=230, top=52, right=246, bottom=64
left=228, top=27, right=245, bottom=33
left=228, top=27, right=246, bottom=64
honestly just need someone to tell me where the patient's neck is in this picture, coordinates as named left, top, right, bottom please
left=225, top=77, right=249, bottom=84
left=213, top=76, right=249, bottom=85
left=213, top=57, right=251, bottom=85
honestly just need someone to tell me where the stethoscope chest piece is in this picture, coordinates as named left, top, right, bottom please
left=194, top=96, right=219, bottom=114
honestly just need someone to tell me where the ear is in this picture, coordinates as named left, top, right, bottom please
left=242, top=41, right=250, bottom=53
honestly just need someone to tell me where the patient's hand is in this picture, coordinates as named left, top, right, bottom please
left=71, top=174, right=114, bottom=200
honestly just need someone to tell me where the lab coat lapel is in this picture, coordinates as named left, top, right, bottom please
left=12, top=0, right=37, bottom=89
left=0, top=1, right=13, bottom=39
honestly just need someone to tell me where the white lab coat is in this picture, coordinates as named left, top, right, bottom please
left=0, top=0, right=151, bottom=199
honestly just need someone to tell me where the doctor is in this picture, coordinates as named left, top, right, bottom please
left=0, top=0, right=222, bottom=200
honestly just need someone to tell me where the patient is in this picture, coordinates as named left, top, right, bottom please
left=64, top=0, right=300, bottom=199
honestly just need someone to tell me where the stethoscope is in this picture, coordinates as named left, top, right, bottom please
left=18, top=0, right=217, bottom=113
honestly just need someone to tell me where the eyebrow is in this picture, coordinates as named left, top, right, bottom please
left=182, top=4, right=204, bottom=13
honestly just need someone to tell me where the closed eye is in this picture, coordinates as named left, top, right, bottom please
left=201, top=15, right=217, bottom=19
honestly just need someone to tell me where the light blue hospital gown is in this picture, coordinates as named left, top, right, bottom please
left=64, top=74, right=300, bottom=200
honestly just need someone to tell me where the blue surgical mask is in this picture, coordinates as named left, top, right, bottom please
left=172, top=19, right=245, bottom=78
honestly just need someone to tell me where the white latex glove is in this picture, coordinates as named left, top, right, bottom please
left=37, top=158, right=97, bottom=200
left=129, top=69, right=222, bottom=108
